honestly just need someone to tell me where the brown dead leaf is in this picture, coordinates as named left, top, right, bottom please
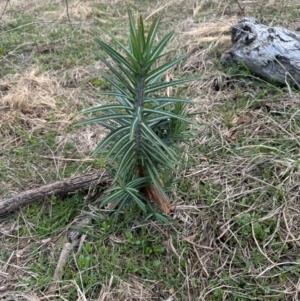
left=231, top=111, right=253, bottom=126
left=225, top=111, right=254, bottom=140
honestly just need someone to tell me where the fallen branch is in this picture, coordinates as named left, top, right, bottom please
left=221, top=17, right=300, bottom=88
left=0, top=171, right=111, bottom=217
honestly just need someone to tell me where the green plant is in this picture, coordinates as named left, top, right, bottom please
left=78, top=11, right=195, bottom=219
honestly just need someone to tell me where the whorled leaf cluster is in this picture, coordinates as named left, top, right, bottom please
left=79, top=11, right=196, bottom=220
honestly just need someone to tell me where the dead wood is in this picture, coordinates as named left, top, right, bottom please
left=221, top=17, right=300, bottom=88
left=0, top=171, right=111, bottom=217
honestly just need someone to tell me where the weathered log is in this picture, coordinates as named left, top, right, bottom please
left=221, top=17, right=300, bottom=88
left=0, top=171, right=111, bottom=217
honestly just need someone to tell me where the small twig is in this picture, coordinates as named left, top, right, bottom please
left=256, top=261, right=299, bottom=278
left=251, top=221, right=275, bottom=266
left=2, top=250, right=14, bottom=273
left=53, top=242, right=73, bottom=280
left=0, top=0, right=9, bottom=21
left=47, top=242, right=73, bottom=293
left=0, top=21, right=83, bottom=36
left=65, top=0, right=73, bottom=29
left=183, top=237, right=214, bottom=250
left=235, top=0, right=245, bottom=17
left=39, top=155, right=94, bottom=162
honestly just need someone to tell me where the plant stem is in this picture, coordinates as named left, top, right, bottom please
left=134, top=72, right=144, bottom=156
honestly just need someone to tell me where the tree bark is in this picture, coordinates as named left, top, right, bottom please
left=0, top=171, right=111, bottom=217
left=221, top=17, right=300, bottom=88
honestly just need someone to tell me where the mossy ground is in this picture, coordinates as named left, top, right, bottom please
left=1, top=0, right=300, bottom=300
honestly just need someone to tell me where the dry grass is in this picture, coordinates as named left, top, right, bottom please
left=1, top=0, right=300, bottom=300
left=0, top=69, right=68, bottom=136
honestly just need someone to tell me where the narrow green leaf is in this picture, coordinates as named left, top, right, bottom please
left=93, top=53, right=135, bottom=94
left=93, top=126, right=130, bottom=154
left=151, top=102, right=183, bottom=112
left=83, top=104, right=133, bottom=114
left=110, top=137, right=132, bottom=162
left=144, top=50, right=175, bottom=73
left=77, top=114, right=132, bottom=126
left=96, top=121, right=116, bottom=131
left=128, top=10, right=137, bottom=39
left=126, top=177, right=149, bottom=188
left=117, top=152, right=136, bottom=182
left=144, top=210, right=169, bottom=223
left=92, top=67, right=133, bottom=101
left=143, top=108, right=195, bottom=125
left=97, top=91, right=133, bottom=100
left=145, top=77, right=198, bottom=94
left=105, top=185, right=124, bottom=194
left=101, top=189, right=124, bottom=206
left=141, top=123, right=177, bottom=161
left=129, top=34, right=143, bottom=64
left=125, top=187, right=139, bottom=194
left=94, top=40, right=136, bottom=85
left=145, top=17, right=160, bottom=57
left=144, top=96, right=194, bottom=104
left=101, top=29, right=140, bottom=71
left=83, top=102, right=131, bottom=126
left=145, top=54, right=187, bottom=83
left=144, top=160, right=162, bottom=183
left=143, top=102, right=190, bottom=119
left=126, top=189, right=147, bottom=212
left=94, top=50, right=137, bottom=86
left=106, top=132, right=131, bottom=157
left=96, top=92, right=135, bottom=108
left=115, top=142, right=136, bottom=178
left=137, top=15, right=146, bottom=53
left=129, top=116, right=139, bottom=141
left=94, top=38, right=137, bottom=74
left=140, top=143, right=174, bottom=169
left=149, top=31, right=174, bottom=61
left=146, top=116, right=169, bottom=127
left=113, top=195, right=131, bottom=213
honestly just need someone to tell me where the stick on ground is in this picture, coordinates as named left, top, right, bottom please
left=0, top=171, right=111, bottom=217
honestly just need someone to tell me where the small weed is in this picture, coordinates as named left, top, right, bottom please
left=19, top=193, right=86, bottom=238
